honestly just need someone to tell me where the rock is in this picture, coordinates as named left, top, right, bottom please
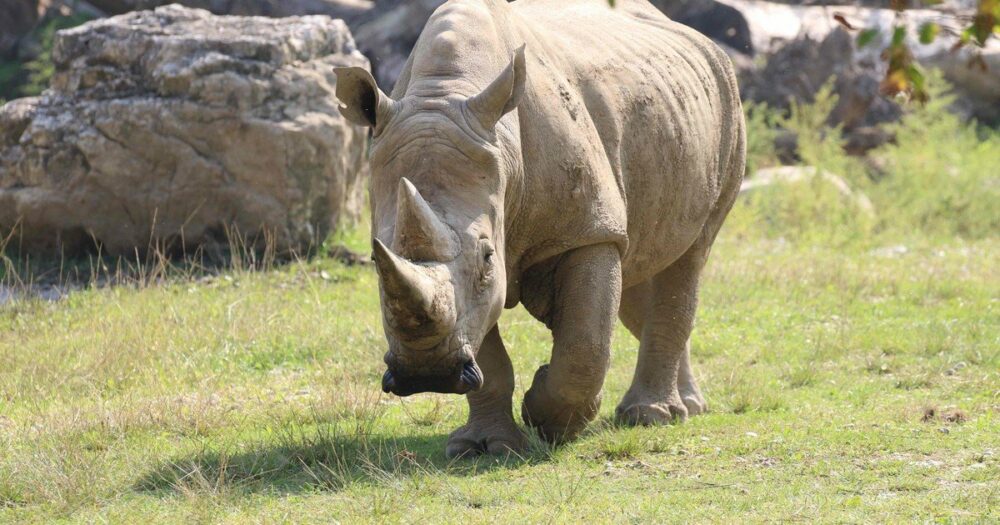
left=651, top=0, right=754, bottom=56
left=843, top=125, right=893, bottom=156
left=0, top=5, right=369, bottom=256
left=741, top=28, right=902, bottom=131
left=85, top=0, right=372, bottom=20
left=0, top=97, right=38, bottom=146
left=68, top=0, right=426, bottom=91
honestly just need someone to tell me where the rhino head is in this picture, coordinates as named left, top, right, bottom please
left=334, top=47, right=526, bottom=396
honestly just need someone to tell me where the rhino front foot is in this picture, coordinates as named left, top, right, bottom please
left=446, top=419, right=528, bottom=459
left=521, top=364, right=601, bottom=443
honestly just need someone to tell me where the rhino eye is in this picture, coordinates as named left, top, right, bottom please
left=477, top=235, right=493, bottom=257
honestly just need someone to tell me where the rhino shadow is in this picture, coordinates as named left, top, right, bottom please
left=134, top=427, right=549, bottom=495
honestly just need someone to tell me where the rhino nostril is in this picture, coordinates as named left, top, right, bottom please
left=460, top=361, right=484, bottom=391
left=381, top=369, right=396, bottom=393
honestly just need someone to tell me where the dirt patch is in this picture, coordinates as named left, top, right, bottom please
left=921, top=406, right=968, bottom=424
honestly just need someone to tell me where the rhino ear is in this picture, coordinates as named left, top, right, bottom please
left=333, top=66, right=396, bottom=129
left=467, top=44, right=526, bottom=131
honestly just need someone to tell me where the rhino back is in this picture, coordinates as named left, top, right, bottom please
left=507, top=0, right=744, bottom=285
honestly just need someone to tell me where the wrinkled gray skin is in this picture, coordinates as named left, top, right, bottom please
left=335, top=0, right=745, bottom=458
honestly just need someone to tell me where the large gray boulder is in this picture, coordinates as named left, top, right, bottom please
left=0, top=5, right=369, bottom=256
left=48, top=0, right=434, bottom=93
left=85, top=0, right=372, bottom=19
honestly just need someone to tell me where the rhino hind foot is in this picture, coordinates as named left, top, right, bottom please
left=446, top=421, right=527, bottom=459
left=615, top=401, right=687, bottom=426
left=615, top=388, right=689, bottom=426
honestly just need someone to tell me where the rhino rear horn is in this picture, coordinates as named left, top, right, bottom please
left=467, top=44, right=526, bottom=131
left=393, top=178, right=459, bottom=261
left=372, top=238, right=456, bottom=349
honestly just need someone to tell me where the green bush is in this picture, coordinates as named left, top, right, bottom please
left=743, top=101, right=780, bottom=175
left=730, top=73, right=999, bottom=245
left=870, top=71, right=1000, bottom=239
left=731, top=81, right=875, bottom=245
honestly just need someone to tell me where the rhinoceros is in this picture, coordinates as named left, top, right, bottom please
left=334, top=0, right=746, bottom=457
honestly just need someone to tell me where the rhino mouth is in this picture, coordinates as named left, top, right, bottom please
left=381, top=360, right=483, bottom=396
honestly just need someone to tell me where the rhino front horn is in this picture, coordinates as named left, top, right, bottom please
left=372, top=238, right=456, bottom=349
left=393, top=178, right=458, bottom=261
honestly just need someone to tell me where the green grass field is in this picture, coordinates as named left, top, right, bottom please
left=1, top=81, right=998, bottom=523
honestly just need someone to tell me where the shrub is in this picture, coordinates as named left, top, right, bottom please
left=730, top=81, right=875, bottom=245
left=870, top=71, right=1000, bottom=240
left=743, top=101, right=781, bottom=175
left=729, top=73, right=998, bottom=245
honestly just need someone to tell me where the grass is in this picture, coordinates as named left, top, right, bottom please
left=1, top=78, right=998, bottom=522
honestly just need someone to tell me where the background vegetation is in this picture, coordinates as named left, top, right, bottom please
left=735, top=73, right=999, bottom=243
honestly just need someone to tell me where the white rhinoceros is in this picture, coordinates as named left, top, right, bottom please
left=335, top=0, right=746, bottom=458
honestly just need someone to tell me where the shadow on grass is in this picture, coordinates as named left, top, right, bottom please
left=135, top=424, right=551, bottom=496
left=1, top=212, right=375, bottom=290
left=1, top=236, right=369, bottom=306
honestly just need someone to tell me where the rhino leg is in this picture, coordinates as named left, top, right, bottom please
left=522, top=244, right=621, bottom=443
left=446, top=325, right=527, bottom=458
left=615, top=241, right=710, bottom=425
left=678, top=342, right=707, bottom=415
